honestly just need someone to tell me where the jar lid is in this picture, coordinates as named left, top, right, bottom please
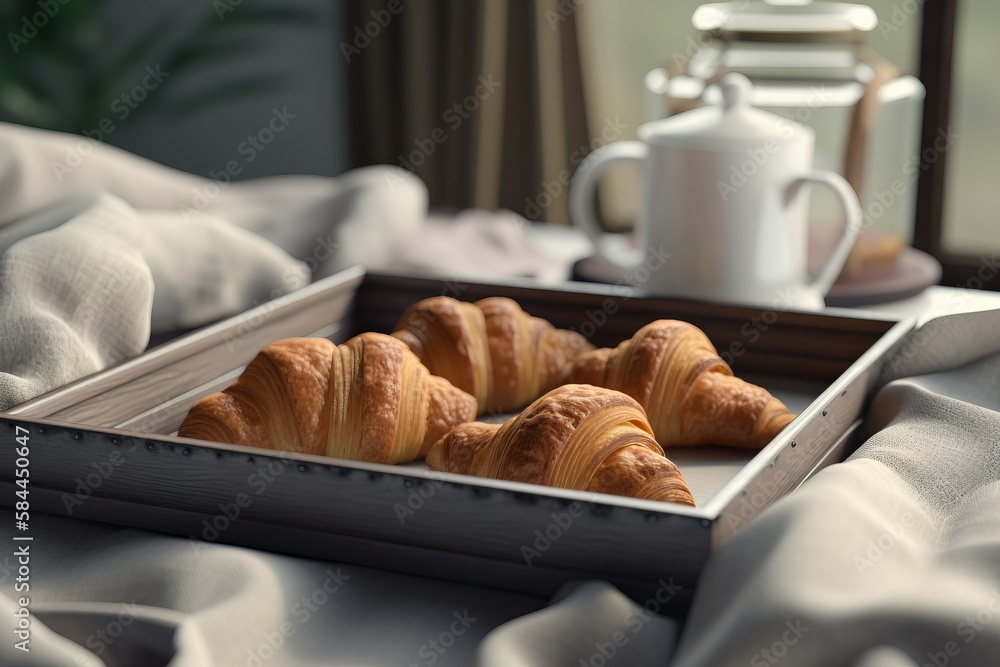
left=693, top=0, right=878, bottom=41
left=639, top=73, right=812, bottom=149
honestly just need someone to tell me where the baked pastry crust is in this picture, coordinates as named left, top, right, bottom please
left=569, top=320, right=794, bottom=448
left=427, top=384, right=695, bottom=505
left=178, top=333, right=477, bottom=464
left=392, top=296, right=593, bottom=415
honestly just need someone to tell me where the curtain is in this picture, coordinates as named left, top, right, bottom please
left=343, top=0, right=590, bottom=226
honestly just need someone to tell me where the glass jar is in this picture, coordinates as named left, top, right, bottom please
left=645, top=0, right=924, bottom=247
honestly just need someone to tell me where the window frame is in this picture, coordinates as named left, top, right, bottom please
left=913, top=0, right=997, bottom=288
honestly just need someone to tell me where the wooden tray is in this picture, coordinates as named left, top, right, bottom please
left=0, top=267, right=912, bottom=612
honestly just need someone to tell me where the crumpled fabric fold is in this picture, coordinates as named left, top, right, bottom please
left=0, top=121, right=429, bottom=410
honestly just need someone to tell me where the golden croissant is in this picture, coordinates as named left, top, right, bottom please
left=427, top=384, right=695, bottom=505
left=569, top=320, right=794, bottom=449
left=178, top=333, right=477, bottom=464
left=392, top=296, right=594, bottom=415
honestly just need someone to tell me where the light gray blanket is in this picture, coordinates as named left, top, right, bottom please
left=0, top=121, right=428, bottom=411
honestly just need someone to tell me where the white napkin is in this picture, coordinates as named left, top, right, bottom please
left=0, top=121, right=429, bottom=279
left=0, top=513, right=543, bottom=667
left=0, top=121, right=430, bottom=410
left=0, top=595, right=107, bottom=667
left=477, top=581, right=679, bottom=667
left=0, top=193, right=311, bottom=332
left=0, top=203, right=155, bottom=410
left=391, top=209, right=571, bottom=284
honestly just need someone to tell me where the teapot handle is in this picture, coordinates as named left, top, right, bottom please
left=787, top=170, right=863, bottom=298
left=569, top=141, right=649, bottom=274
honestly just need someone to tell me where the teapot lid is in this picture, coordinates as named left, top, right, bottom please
left=639, top=73, right=812, bottom=149
left=693, top=0, right=878, bottom=41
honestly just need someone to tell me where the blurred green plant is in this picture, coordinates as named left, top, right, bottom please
left=0, top=0, right=101, bottom=131
left=0, top=1, right=323, bottom=136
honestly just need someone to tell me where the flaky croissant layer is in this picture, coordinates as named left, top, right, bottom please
left=427, top=384, right=695, bottom=506
left=392, top=296, right=594, bottom=415
left=178, top=333, right=478, bottom=464
left=569, top=320, right=795, bottom=449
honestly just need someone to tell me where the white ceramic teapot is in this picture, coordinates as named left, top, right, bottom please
left=569, top=73, right=862, bottom=310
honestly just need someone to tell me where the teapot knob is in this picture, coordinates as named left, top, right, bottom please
left=720, top=72, right=753, bottom=111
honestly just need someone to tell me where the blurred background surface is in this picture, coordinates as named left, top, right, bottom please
left=0, top=0, right=993, bottom=282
